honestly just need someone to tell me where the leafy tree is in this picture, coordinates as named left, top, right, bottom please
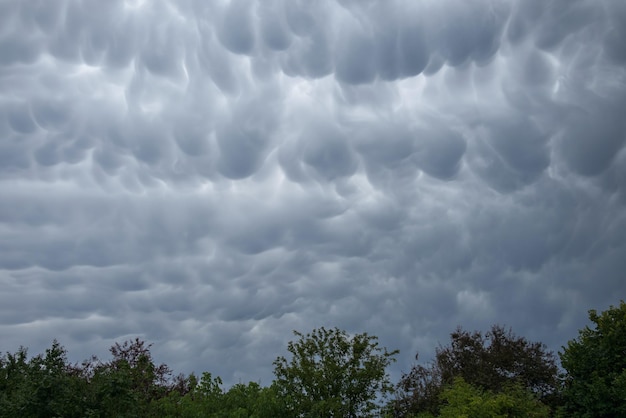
left=108, top=338, right=172, bottom=399
left=184, top=371, right=225, bottom=416
left=148, top=373, right=200, bottom=417
left=437, top=377, right=550, bottom=418
left=393, top=351, right=442, bottom=416
left=153, top=372, right=284, bottom=418
left=0, top=346, right=31, bottom=416
left=1, top=337, right=284, bottom=418
left=559, top=300, right=626, bottom=417
left=394, top=325, right=558, bottom=416
left=219, top=381, right=285, bottom=417
left=0, top=341, right=87, bottom=418
left=84, top=338, right=175, bottom=417
left=273, top=327, right=398, bottom=417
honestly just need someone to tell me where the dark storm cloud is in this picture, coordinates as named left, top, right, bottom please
left=1, top=0, right=625, bottom=387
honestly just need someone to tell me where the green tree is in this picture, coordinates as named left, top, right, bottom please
left=438, top=377, right=550, bottom=418
left=394, top=325, right=558, bottom=416
left=559, top=300, right=626, bottom=417
left=155, top=372, right=284, bottom=418
left=0, top=338, right=203, bottom=418
left=150, top=372, right=198, bottom=417
left=220, top=381, right=285, bottom=417
left=185, top=371, right=225, bottom=416
left=0, top=341, right=87, bottom=418
left=85, top=338, right=175, bottom=417
left=273, top=327, right=398, bottom=417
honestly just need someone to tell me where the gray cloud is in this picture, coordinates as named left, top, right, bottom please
left=1, top=0, right=625, bottom=387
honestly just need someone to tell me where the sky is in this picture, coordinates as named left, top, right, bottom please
left=1, top=0, right=625, bottom=387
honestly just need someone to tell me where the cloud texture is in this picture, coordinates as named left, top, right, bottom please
left=1, top=0, right=625, bottom=384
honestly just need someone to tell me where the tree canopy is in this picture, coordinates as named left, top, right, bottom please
left=273, top=326, right=398, bottom=417
left=0, top=329, right=398, bottom=417
left=436, top=377, right=550, bottom=418
left=2, top=302, right=625, bottom=417
left=394, top=324, right=559, bottom=416
left=559, top=300, right=626, bottom=417
left=0, top=340, right=86, bottom=418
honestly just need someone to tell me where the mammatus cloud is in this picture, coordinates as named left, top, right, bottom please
left=1, top=0, right=625, bottom=385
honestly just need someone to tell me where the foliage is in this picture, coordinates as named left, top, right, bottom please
left=5, top=311, right=624, bottom=418
left=151, top=372, right=284, bottom=417
left=0, top=338, right=285, bottom=418
left=0, top=341, right=87, bottom=418
left=559, top=300, right=626, bottom=417
left=394, top=325, right=558, bottom=416
left=86, top=338, right=174, bottom=417
left=393, top=351, right=442, bottom=416
left=0, top=338, right=185, bottom=418
left=438, top=377, right=550, bottom=418
left=273, top=326, right=399, bottom=417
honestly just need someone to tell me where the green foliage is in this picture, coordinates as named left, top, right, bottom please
left=394, top=325, right=558, bottom=416
left=559, top=300, right=626, bottom=417
left=438, top=377, right=550, bottom=418
left=218, top=381, right=284, bottom=417
left=152, top=373, right=284, bottom=418
left=0, top=337, right=286, bottom=418
left=85, top=338, right=174, bottom=417
left=0, top=341, right=88, bottom=418
left=273, top=326, right=398, bottom=417
left=183, top=372, right=226, bottom=416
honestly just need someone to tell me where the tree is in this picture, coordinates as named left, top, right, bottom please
left=0, top=341, right=87, bottom=418
left=559, top=300, right=626, bottom=417
left=152, top=372, right=285, bottom=418
left=220, top=381, right=285, bottom=417
left=273, top=327, right=398, bottom=417
left=437, top=377, right=550, bottom=418
left=85, top=338, right=175, bottom=417
left=394, top=325, right=559, bottom=416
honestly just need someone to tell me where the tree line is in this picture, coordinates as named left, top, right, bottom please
left=1, top=301, right=624, bottom=417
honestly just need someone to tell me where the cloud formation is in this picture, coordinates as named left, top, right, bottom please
left=1, top=0, right=625, bottom=385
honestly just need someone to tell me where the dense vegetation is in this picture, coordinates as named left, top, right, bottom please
left=1, top=302, right=624, bottom=417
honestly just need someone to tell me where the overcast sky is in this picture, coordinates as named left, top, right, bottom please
left=1, top=0, right=625, bottom=386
